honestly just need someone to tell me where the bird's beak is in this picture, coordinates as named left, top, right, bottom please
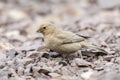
left=37, top=29, right=40, bottom=33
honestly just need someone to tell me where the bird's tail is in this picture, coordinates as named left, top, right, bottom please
left=80, top=41, right=107, bottom=55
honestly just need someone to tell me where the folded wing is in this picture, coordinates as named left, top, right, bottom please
left=56, top=31, right=87, bottom=44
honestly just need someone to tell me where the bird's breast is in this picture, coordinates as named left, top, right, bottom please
left=44, top=36, right=61, bottom=50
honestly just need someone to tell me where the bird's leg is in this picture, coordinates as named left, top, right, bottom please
left=77, top=50, right=83, bottom=59
left=61, top=54, right=71, bottom=64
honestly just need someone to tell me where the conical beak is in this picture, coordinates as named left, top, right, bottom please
left=37, top=29, right=40, bottom=33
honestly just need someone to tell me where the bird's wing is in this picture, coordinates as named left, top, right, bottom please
left=56, top=31, right=86, bottom=44
left=76, top=34, right=90, bottom=39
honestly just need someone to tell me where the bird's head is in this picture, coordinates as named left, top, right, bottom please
left=37, top=23, right=56, bottom=35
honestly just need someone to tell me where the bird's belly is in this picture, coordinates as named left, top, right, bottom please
left=54, top=43, right=82, bottom=54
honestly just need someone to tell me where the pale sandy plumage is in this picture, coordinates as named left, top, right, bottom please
left=37, top=23, right=107, bottom=55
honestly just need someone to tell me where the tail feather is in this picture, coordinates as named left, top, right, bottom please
left=80, top=41, right=107, bottom=55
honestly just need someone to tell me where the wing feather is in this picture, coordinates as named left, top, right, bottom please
left=56, top=31, right=86, bottom=44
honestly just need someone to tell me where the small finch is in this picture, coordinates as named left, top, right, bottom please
left=37, top=23, right=107, bottom=55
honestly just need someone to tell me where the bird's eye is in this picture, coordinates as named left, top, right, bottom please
left=43, top=26, right=46, bottom=29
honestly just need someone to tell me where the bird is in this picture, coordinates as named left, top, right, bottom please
left=37, top=23, right=107, bottom=56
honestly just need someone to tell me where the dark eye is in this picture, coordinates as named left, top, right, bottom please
left=43, top=26, right=46, bottom=29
